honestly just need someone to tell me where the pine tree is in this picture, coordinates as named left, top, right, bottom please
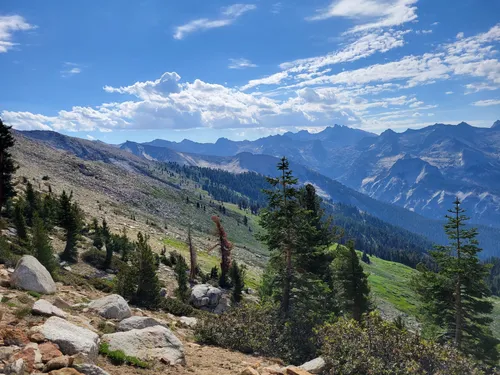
left=174, top=254, right=190, bottom=302
left=59, top=191, right=82, bottom=263
left=134, top=232, right=161, bottom=308
left=102, top=218, right=113, bottom=270
left=361, top=250, right=371, bottom=264
left=115, top=264, right=138, bottom=301
left=13, top=199, right=28, bottom=243
left=230, top=260, right=246, bottom=303
left=210, top=216, right=233, bottom=287
left=187, top=226, right=197, bottom=282
left=0, top=118, right=17, bottom=215
left=414, top=199, right=499, bottom=364
left=330, top=240, right=371, bottom=321
left=24, top=182, right=39, bottom=226
left=32, top=214, right=56, bottom=275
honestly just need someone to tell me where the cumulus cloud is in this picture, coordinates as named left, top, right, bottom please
left=0, top=15, right=35, bottom=53
left=228, top=58, right=258, bottom=69
left=307, top=0, right=418, bottom=33
left=173, top=4, right=256, bottom=40
left=61, top=62, right=83, bottom=77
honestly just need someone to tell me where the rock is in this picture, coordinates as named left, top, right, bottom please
left=33, top=299, right=68, bottom=318
left=48, top=369, right=83, bottom=375
left=0, top=327, right=29, bottom=346
left=88, top=294, right=131, bottom=320
left=298, top=357, right=325, bottom=374
left=102, top=326, right=184, bottom=365
left=159, top=288, right=167, bottom=298
left=53, top=297, right=72, bottom=310
left=43, top=355, right=73, bottom=372
left=4, top=358, right=25, bottom=375
left=213, top=294, right=231, bottom=314
left=10, top=255, right=57, bottom=294
left=12, top=345, right=40, bottom=373
left=117, top=316, right=167, bottom=331
left=179, top=316, right=198, bottom=328
left=285, top=367, right=314, bottom=375
left=73, top=364, right=110, bottom=375
left=29, top=332, right=46, bottom=343
left=240, top=367, right=260, bottom=375
left=0, top=346, right=17, bottom=361
left=39, top=342, right=63, bottom=363
left=189, top=284, right=222, bottom=308
left=37, top=317, right=99, bottom=361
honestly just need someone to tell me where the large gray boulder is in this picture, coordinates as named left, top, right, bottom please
left=32, top=299, right=67, bottom=318
left=73, top=364, right=110, bottom=375
left=37, top=317, right=99, bottom=361
left=102, top=326, right=185, bottom=365
left=299, top=357, right=326, bottom=374
left=10, top=256, right=56, bottom=294
left=89, top=294, right=131, bottom=320
left=189, top=284, right=222, bottom=308
left=117, top=316, right=167, bottom=331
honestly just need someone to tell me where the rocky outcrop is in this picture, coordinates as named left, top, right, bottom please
left=88, top=294, right=131, bottom=320
left=179, top=316, right=197, bottom=328
left=101, top=326, right=185, bottom=365
left=36, top=317, right=99, bottom=361
left=10, top=256, right=56, bottom=294
left=117, top=316, right=167, bottom=331
left=32, top=299, right=68, bottom=319
left=189, top=284, right=222, bottom=309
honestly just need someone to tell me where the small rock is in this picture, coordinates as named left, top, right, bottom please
left=33, top=299, right=68, bottom=318
left=298, top=357, right=325, bottom=374
left=0, top=346, right=17, bottom=361
left=53, top=298, right=72, bottom=310
left=43, top=355, right=73, bottom=372
left=48, top=368, right=83, bottom=375
left=12, top=346, right=39, bottom=373
left=0, top=327, right=29, bottom=346
left=241, top=367, right=260, bottom=375
left=88, top=295, right=131, bottom=320
left=10, top=255, right=56, bottom=294
left=29, top=332, right=46, bottom=343
left=39, top=342, right=63, bottom=363
left=4, top=358, right=25, bottom=375
left=285, top=367, right=314, bottom=375
left=73, top=364, right=111, bottom=375
left=37, top=317, right=99, bottom=361
left=159, top=288, right=167, bottom=298
left=179, top=316, right=198, bottom=328
left=213, top=294, right=231, bottom=314
left=117, top=316, right=167, bottom=331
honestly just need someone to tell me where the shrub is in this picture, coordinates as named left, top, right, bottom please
left=14, top=306, right=32, bottom=319
left=89, top=278, right=115, bottom=293
left=319, top=312, right=486, bottom=375
left=160, top=297, right=197, bottom=317
left=82, top=248, right=124, bottom=271
left=99, top=342, right=149, bottom=368
left=17, top=294, right=31, bottom=305
left=27, top=291, right=41, bottom=299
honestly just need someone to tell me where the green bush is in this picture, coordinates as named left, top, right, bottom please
left=82, top=248, right=124, bottom=271
left=99, top=342, right=149, bottom=368
left=0, top=237, right=22, bottom=267
left=14, top=306, right=32, bottom=319
left=319, top=312, right=486, bottom=375
left=160, top=297, right=197, bottom=317
left=89, top=277, right=115, bottom=293
left=27, top=291, right=41, bottom=299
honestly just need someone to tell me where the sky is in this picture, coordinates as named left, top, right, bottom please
left=0, top=0, right=499, bottom=144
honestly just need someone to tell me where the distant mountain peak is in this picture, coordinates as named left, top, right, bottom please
left=492, top=120, right=500, bottom=129
left=457, top=121, right=472, bottom=127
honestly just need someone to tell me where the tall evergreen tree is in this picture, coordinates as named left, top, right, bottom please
left=210, top=216, right=232, bottom=287
left=13, top=199, right=28, bottom=243
left=414, top=199, right=499, bottom=364
left=0, top=118, right=17, bottom=215
left=32, top=214, right=56, bottom=275
left=102, top=218, right=113, bottom=270
left=24, top=182, right=39, bottom=226
left=187, top=226, right=197, bottom=282
left=134, top=232, right=161, bottom=308
left=59, top=191, right=82, bottom=263
left=330, top=240, right=371, bottom=321
left=229, top=260, right=246, bottom=303
left=174, top=254, right=190, bottom=302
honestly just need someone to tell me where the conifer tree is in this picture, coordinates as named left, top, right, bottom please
left=102, top=218, right=113, bottom=270
left=24, top=181, right=39, bottom=226
left=174, top=254, right=190, bottom=302
left=134, top=232, right=161, bottom=308
left=32, top=214, right=56, bottom=275
left=414, top=199, right=499, bottom=364
left=0, top=118, right=17, bottom=215
left=230, top=260, right=246, bottom=303
left=210, top=216, right=232, bottom=287
left=187, top=226, right=197, bottom=282
left=59, top=191, right=82, bottom=263
left=13, top=199, right=28, bottom=243
left=330, top=240, right=371, bottom=321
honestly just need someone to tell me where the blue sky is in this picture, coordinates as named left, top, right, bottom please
left=0, top=0, right=499, bottom=143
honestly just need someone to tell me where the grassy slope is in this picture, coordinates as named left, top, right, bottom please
left=360, top=252, right=500, bottom=339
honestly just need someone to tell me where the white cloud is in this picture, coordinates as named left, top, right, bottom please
left=228, top=58, right=258, bottom=69
left=86, top=135, right=95, bottom=140
left=173, top=4, right=256, bottom=40
left=456, top=32, right=464, bottom=39
left=464, top=82, right=499, bottom=94
left=431, top=22, right=439, bottom=26
left=61, top=62, right=83, bottom=77
left=472, top=99, right=500, bottom=107
left=0, top=15, right=35, bottom=53
left=416, top=29, right=432, bottom=34
left=445, top=91, right=453, bottom=94
left=271, top=2, right=282, bottom=14
left=308, top=0, right=418, bottom=33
